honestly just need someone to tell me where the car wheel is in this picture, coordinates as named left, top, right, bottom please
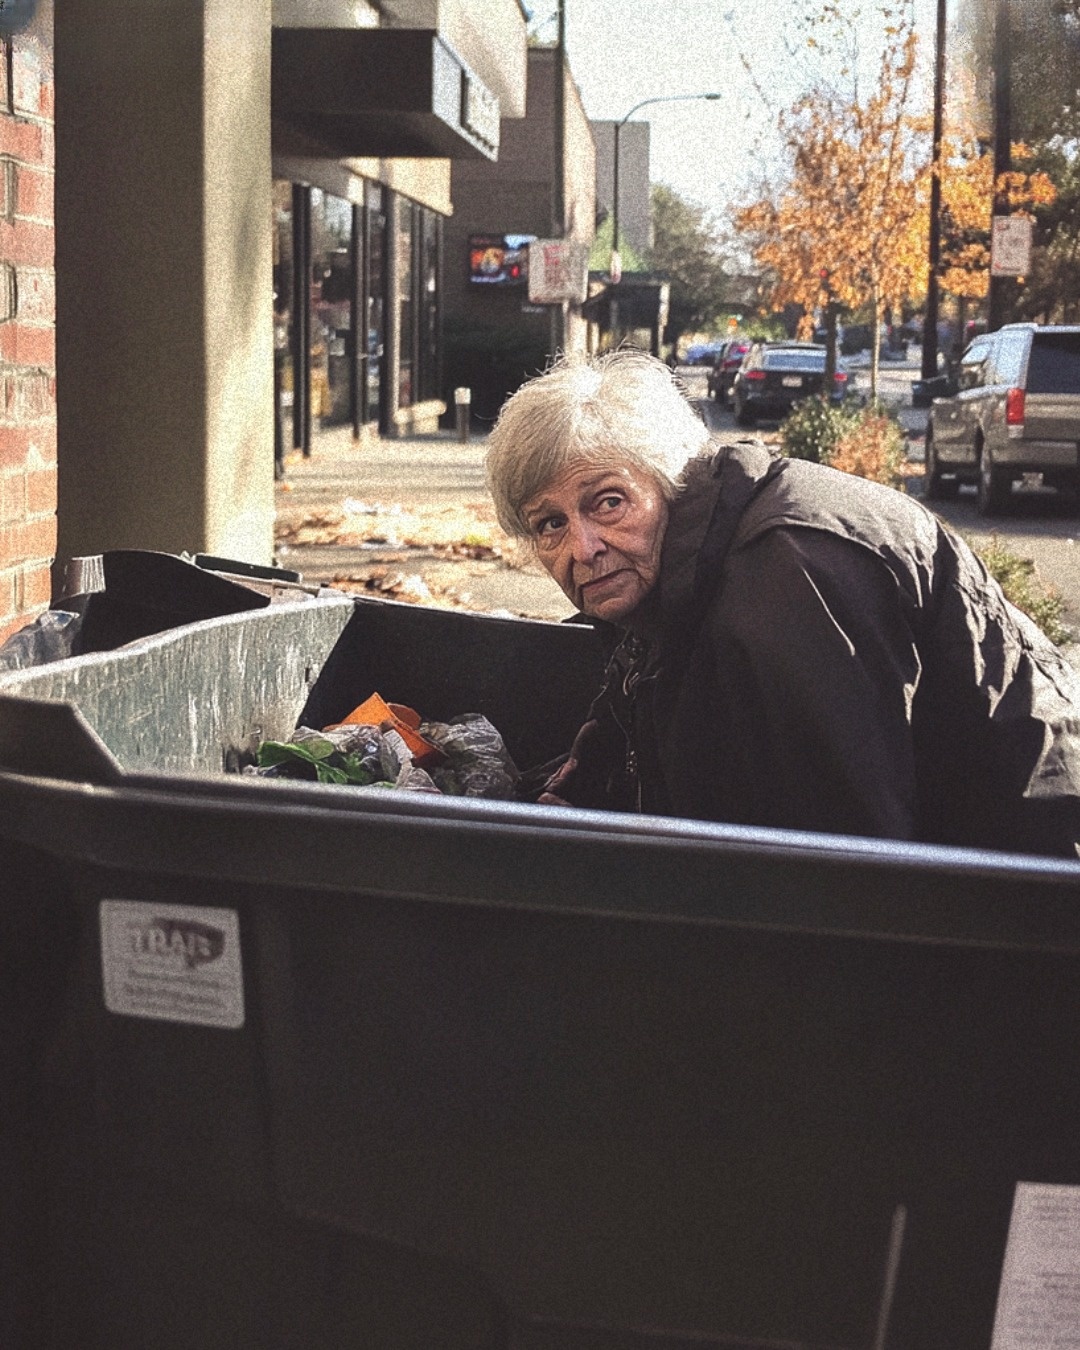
left=734, top=396, right=755, bottom=428
left=976, top=444, right=1010, bottom=516
left=924, top=428, right=959, bottom=501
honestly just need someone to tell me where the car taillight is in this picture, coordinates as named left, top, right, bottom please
left=1006, top=386, right=1025, bottom=426
left=744, top=370, right=766, bottom=381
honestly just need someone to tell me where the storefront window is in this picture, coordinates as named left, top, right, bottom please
left=272, top=181, right=295, bottom=469
left=310, top=188, right=354, bottom=435
left=397, top=196, right=415, bottom=409
left=365, top=181, right=385, bottom=429
left=417, top=208, right=441, bottom=404
left=274, top=177, right=445, bottom=449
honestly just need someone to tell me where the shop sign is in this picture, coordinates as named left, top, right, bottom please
left=462, top=75, right=500, bottom=154
left=528, top=240, right=589, bottom=305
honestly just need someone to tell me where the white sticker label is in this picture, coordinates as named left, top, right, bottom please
left=991, top=1182, right=1080, bottom=1350
left=100, top=901, right=245, bottom=1029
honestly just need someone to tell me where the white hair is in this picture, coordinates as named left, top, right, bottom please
left=485, top=348, right=711, bottom=537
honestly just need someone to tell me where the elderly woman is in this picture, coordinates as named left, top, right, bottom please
left=486, top=348, right=1080, bottom=857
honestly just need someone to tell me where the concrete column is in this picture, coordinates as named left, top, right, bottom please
left=55, top=0, right=275, bottom=568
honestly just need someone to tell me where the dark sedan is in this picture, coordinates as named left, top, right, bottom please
left=732, top=343, right=851, bottom=426
left=706, top=339, right=751, bottom=403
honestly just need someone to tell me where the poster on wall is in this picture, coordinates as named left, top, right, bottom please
left=528, top=240, right=589, bottom=305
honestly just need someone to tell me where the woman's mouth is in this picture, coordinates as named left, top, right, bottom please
left=581, top=570, right=626, bottom=595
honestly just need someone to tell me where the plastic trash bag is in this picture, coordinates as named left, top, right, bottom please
left=251, top=710, right=519, bottom=799
left=420, top=714, right=520, bottom=799
left=0, top=610, right=83, bottom=672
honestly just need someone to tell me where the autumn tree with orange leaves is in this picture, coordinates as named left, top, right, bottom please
left=936, top=137, right=1056, bottom=352
left=939, top=140, right=1057, bottom=299
left=736, top=4, right=929, bottom=400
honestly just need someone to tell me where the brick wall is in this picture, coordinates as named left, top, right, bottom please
left=0, top=23, right=56, bottom=647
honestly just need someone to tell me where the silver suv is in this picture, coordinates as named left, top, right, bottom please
left=925, top=324, right=1080, bottom=514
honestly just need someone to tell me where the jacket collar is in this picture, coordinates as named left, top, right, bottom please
left=654, top=438, right=778, bottom=632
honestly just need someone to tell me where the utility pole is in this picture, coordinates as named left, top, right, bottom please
left=551, top=0, right=566, bottom=355
left=820, top=270, right=838, bottom=388
left=987, top=0, right=1011, bottom=332
left=920, top=0, right=947, bottom=380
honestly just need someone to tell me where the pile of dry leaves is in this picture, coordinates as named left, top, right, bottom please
left=275, top=497, right=518, bottom=560
left=275, top=495, right=541, bottom=611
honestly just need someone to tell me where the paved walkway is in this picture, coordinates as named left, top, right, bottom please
left=274, top=427, right=576, bottom=620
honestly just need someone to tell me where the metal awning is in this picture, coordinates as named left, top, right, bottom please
left=581, top=276, right=671, bottom=330
left=272, top=29, right=500, bottom=161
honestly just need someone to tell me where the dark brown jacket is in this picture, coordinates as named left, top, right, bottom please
left=550, top=441, right=1080, bottom=857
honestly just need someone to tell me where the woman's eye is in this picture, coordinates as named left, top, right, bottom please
left=597, top=494, right=624, bottom=512
left=535, top=515, right=565, bottom=537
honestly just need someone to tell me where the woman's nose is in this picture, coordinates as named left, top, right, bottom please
left=567, top=516, right=605, bottom=562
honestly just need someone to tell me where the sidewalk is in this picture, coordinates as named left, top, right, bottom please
left=273, top=426, right=576, bottom=621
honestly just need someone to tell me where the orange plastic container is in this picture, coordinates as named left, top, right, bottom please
left=328, top=692, right=443, bottom=767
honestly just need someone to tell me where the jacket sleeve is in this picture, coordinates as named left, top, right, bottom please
left=516, top=677, right=638, bottom=811
left=701, top=526, right=923, bottom=841
left=917, top=531, right=1080, bottom=857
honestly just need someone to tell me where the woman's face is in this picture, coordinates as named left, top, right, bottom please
left=521, top=461, right=669, bottom=624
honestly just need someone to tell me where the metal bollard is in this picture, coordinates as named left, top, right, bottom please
left=454, top=387, right=471, bottom=443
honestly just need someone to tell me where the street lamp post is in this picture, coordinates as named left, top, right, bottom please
left=611, top=92, right=722, bottom=283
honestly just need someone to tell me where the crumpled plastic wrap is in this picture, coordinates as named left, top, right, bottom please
left=0, top=610, right=82, bottom=672
left=251, top=712, right=519, bottom=799
left=420, top=714, right=520, bottom=799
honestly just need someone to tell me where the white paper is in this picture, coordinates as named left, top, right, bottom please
left=100, top=900, right=245, bottom=1029
left=991, top=1182, right=1080, bottom=1350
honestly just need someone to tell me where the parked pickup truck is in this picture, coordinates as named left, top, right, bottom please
left=1, top=575, right=1079, bottom=1350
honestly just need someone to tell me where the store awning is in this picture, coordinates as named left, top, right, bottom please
left=272, top=29, right=500, bottom=161
left=581, top=276, right=671, bottom=332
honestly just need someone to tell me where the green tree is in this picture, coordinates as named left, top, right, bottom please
left=954, top=0, right=1080, bottom=142
left=647, top=184, right=733, bottom=348
left=588, top=213, right=645, bottom=273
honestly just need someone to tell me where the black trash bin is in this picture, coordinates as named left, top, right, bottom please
left=1, top=594, right=1080, bottom=1350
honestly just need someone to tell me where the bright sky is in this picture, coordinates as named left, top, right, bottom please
left=552, top=0, right=942, bottom=229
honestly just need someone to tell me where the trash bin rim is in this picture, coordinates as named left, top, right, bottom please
left=4, top=767, right=1080, bottom=951
left=0, top=592, right=582, bottom=696
left=0, top=593, right=357, bottom=692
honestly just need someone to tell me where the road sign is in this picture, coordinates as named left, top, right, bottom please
left=991, top=216, right=1033, bottom=277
